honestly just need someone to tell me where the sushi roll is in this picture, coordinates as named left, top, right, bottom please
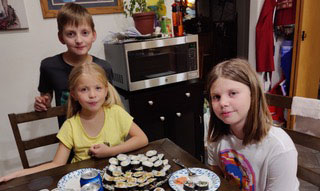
left=129, top=154, right=139, bottom=161
left=195, top=181, right=209, bottom=190
left=142, top=161, right=153, bottom=172
left=126, top=177, right=137, bottom=184
left=130, top=160, right=141, bottom=170
left=146, top=150, right=157, bottom=157
left=103, top=173, right=114, bottom=185
left=112, top=169, right=123, bottom=177
left=126, top=182, right=137, bottom=191
left=162, top=159, right=169, bottom=166
left=139, top=156, right=149, bottom=162
left=132, top=171, right=145, bottom=178
left=149, top=156, right=158, bottom=163
left=161, top=164, right=171, bottom=173
left=157, top=153, right=164, bottom=160
left=137, top=176, right=148, bottom=184
left=146, top=177, right=157, bottom=185
left=120, top=159, right=131, bottom=172
left=153, top=160, right=163, bottom=171
left=114, top=181, right=127, bottom=191
left=154, top=171, right=166, bottom=181
left=117, top=153, right=128, bottom=161
left=108, top=157, right=119, bottom=166
left=123, top=171, right=133, bottom=178
left=183, top=181, right=195, bottom=191
left=107, top=164, right=117, bottom=176
left=113, top=176, right=126, bottom=183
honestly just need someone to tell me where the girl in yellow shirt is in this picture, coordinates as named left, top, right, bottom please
left=0, top=63, right=148, bottom=182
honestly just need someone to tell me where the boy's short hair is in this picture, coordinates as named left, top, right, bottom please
left=57, top=3, right=95, bottom=33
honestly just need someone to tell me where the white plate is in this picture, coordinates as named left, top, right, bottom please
left=169, top=167, right=221, bottom=191
left=57, top=168, right=100, bottom=191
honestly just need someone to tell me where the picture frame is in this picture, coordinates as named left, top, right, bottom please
left=40, top=0, right=124, bottom=18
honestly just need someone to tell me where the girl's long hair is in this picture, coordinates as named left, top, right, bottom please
left=67, top=62, right=123, bottom=118
left=206, top=58, right=272, bottom=145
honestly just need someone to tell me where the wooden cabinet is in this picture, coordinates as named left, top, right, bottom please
left=117, top=80, right=205, bottom=161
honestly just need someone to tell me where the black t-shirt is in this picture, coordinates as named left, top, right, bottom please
left=38, top=53, right=113, bottom=126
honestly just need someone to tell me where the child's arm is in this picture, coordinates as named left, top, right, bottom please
left=34, top=92, right=52, bottom=111
left=0, top=142, right=70, bottom=183
left=89, top=122, right=148, bottom=158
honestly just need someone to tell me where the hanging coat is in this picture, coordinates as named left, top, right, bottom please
left=256, top=0, right=277, bottom=72
left=275, top=0, right=296, bottom=26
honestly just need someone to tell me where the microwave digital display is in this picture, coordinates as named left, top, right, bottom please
left=104, top=35, right=199, bottom=91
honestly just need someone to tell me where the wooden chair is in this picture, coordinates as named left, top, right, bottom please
left=8, top=105, right=67, bottom=169
left=265, top=93, right=320, bottom=187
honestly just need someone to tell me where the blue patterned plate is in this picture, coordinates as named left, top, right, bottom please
left=169, top=167, right=221, bottom=191
left=57, top=168, right=100, bottom=190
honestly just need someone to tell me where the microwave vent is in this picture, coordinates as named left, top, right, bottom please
left=114, top=73, right=124, bottom=84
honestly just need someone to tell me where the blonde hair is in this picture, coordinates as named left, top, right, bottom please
left=57, top=2, right=95, bottom=33
left=206, top=58, right=272, bottom=145
left=67, top=63, right=123, bottom=118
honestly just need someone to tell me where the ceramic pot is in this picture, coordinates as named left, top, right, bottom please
left=132, top=12, right=155, bottom=35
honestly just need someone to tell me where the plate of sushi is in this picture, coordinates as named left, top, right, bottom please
left=102, top=150, right=171, bottom=190
left=169, top=168, right=221, bottom=191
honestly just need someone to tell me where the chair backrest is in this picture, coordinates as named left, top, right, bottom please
left=8, top=105, right=67, bottom=169
left=265, top=93, right=320, bottom=187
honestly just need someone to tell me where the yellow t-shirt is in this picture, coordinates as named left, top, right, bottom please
left=57, top=105, right=133, bottom=163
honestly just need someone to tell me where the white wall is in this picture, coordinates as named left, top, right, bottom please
left=0, top=0, right=173, bottom=176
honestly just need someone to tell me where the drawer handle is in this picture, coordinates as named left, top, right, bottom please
left=185, top=92, right=191, bottom=97
left=160, top=116, right=165, bottom=121
left=176, top=112, right=182, bottom=117
left=148, top=101, right=154, bottom=106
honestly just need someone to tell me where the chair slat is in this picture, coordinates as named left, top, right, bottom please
left=12, top=106, right=66, bottom=123
left=8, top=105, right=66, bottom=169
left=284, top=128, right=320, bottom=152
left=265, top=93, right=292, bottom=109
left=23, top=134, right=59, bottom=150
left=298, top=166, right=320, bottom=187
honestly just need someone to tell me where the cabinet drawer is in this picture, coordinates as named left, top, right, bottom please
left=130, top=83, right=201, bottom=114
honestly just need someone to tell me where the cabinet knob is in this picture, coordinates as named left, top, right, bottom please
left=148, top=100, right=154, bottom=106
left=176, top=112, right=182, bottom=117
left=160, top=116, right=165, bottom=121
left=185, top=92, right=191, bottom=97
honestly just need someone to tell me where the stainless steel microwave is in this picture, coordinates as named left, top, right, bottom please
left=104, top=35, right=199, bottom=91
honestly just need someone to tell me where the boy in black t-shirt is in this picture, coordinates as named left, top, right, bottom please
left=34, top=3, right=113, bottom=126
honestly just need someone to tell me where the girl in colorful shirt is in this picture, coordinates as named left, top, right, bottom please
left=206, top=58, right=299, bottom=191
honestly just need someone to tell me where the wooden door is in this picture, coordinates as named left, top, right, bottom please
left=290, top=0, right=320, bottom=98
left=288, top=0, right=320, bottom=129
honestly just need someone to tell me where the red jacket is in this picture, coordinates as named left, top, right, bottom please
left=256, top=0, right=277, bottom=72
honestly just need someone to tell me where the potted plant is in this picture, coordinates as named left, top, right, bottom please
left=124, top=0, right=156, bottom=34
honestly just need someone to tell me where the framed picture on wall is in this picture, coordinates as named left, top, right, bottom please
left=40, top=0, right=124, bottom=18
left=0, top=0, right=29, bottom=30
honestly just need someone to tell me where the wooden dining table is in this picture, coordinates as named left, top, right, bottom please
left=0, top=138, right=238, bottom=191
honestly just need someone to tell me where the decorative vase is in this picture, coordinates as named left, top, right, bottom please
left=132, top=12, right=155, bottom=35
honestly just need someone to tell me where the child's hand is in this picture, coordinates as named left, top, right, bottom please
left=88, top=144, right=111, bottom=158
left=0, top=171, right=20, bottom=183
left=34, top=95, right=51, bottom=111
